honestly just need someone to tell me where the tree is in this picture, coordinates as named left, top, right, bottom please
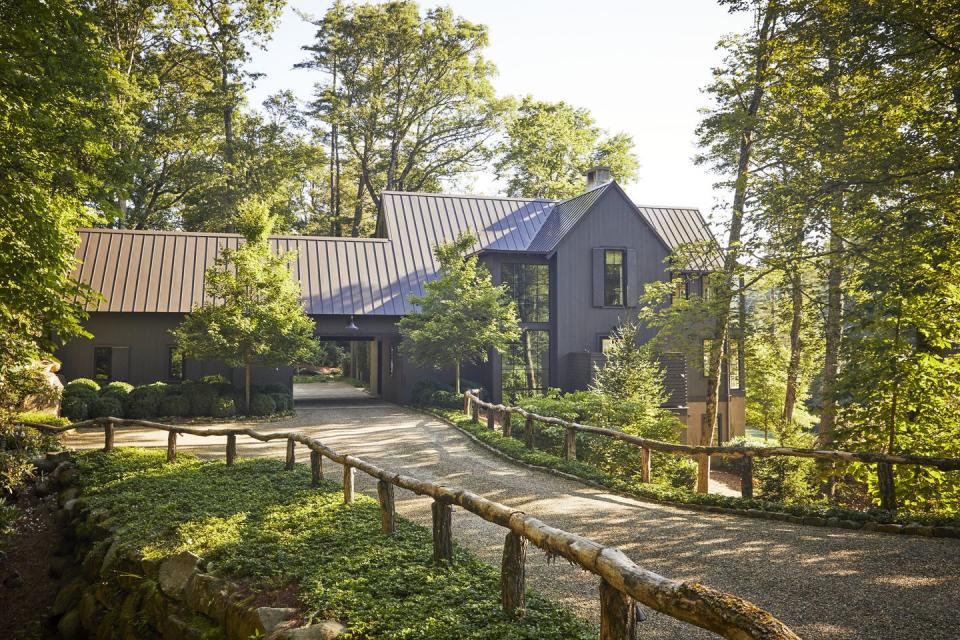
left=398, top=232, right=519, bottom=393
left=495, top=97, right=639, bottom=199
left=300, top=1, right=503, bottom=235
left=172, top=198, right=318, bottom=411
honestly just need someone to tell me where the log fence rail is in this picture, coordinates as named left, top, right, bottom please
left=464, top=390, right=960, bottom=511
left=18, top=415, right=800, bottom=640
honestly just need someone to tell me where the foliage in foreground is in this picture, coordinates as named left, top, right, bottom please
left=74, top=449, right=592, bottom=640
left=429, top=407, right=959, bottom=528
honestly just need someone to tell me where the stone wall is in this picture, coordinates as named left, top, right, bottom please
left=39, top=452, right=344, bottom=640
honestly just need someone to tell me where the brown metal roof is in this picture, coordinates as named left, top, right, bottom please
left=75, top=184, right=719, bottom=316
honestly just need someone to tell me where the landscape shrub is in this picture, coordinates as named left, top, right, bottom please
left=15, top=412, right=70, bottom=428
left=60, top=396, right=89, bottom=422
left=211, top=396, right=236, bottom=418
left=89, top=396, right=124, bottom=419
left=248, top=393, right=275, bottom=416
left=158, top=395, right=190, bottom=418
left=726, top=435, right=819, bottom=504
left=270, top=393, right=291, bottom=412
left=99, top=381, right=134, bottom=400
left=181, top=382, right=217, bottom=416
left=63, top=378, right=100, bottom=404
left=411, top=381, right=462, bottom=409
left=123, top=384, right=167, bottom=419
left=200, top=374, right=233, bottom=395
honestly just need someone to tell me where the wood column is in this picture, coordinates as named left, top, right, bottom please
left=226, top=434, right=237, bottom=466
left=564, top=426, right=577, bottom=461
left=640, top=447, right=651, bottom=483
left=377, top=480, right=395, bottom=535
left=343, top=464, right=355, bottom=503
left=740, top=456, right=754, bottom=498
left=431, top=500, right=453, bottom=565
left=285, top=438, right=295, bottom=470
left=501, top=531, right=526, bottom=616
left=310, top=450, right=322, bottom=487
left=166, top=430, right=177, bottom=463
left=103, top=420, right=115, bottom=452
left=524, top=416, right=535, bottom=450
left=502, top=411, right=512, bottom=438
left=696, top=454, right=710, bottom=494
left=599, top=579, right=637, bottom=640
left=877, top=462, right=897, bottom=511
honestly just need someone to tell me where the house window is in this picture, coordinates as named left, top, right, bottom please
left=168, top=346, right=184, bottom=380
left=729, top=341, right=741, bottom=390
left=599, top=335, right=613, bottom=354
left=672, top=275, right=689, bottom=303
left=501, top=329, right=550, bottom=401
left=604, top=250, right=625, bottom=306
left=93, top=347, right=112, bottom=381
left=502, top=263, right=549, bottom=323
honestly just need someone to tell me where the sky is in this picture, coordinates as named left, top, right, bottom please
left=248, top=0, right=750, bottom=224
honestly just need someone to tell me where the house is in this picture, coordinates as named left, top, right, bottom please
left=56, top=168, right=745, bottom=444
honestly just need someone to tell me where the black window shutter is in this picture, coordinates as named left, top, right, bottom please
left=625, top=249, right=638, bottom=307
left=592, top=248, right=604, bottom=307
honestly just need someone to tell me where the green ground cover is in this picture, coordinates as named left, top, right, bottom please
left=428, top=407, right=960, bottom=529
left=74, top=449, right=592, bottom=640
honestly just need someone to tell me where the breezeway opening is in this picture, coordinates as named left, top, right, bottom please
left=293, top=338, right=383, bottom=406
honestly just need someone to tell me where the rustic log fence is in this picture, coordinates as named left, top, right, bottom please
left=463, top=390, right=960, bottom=511
left=18, top=415, right=799, bottom=640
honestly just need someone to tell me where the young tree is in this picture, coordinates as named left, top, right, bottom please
left=173, top=197, right=318, bottom=411
left=398, top=232, right=519, bottom=393
left=495, top=97, right=639, bottom=199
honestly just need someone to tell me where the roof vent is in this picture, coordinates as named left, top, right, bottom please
left=585, top=166, right=612, bottom=189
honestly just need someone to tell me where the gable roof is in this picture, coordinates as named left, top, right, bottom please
left=74, top=183, right=720, bottom=316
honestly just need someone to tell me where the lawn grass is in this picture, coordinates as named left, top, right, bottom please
left=73, top=448, right=593, bottom=640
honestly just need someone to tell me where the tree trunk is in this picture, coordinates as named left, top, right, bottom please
left=782, top=269, right=803, bottom=424
left=244, top=363, right=252, bottom=414
left=351, top=173, right=365, bottom=237
left=819, top=227, right=843, bottom=446
left=455, top=360, right=461, bottom=395
left=703, top=2, right=778, bottom=449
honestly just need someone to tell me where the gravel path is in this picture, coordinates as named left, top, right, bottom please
left=65, top=390, right=960, bottom=639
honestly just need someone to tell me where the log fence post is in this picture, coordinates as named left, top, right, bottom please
left=285, top=438, right=296, bottom=470
left=696, top=454, right=709, bottom=494
left=103, top=420, right=115, bottom=452
left=310, top=450, right=322, bottom=487
left=524, top=416, right=535, bottom=450
left=564, top=425, right=577, bottom=461
left=740, top=455, right=754, bottom=498
left=463, top=393, right=471, bottom=416
left=640, top=447, right=651, bottom=483
left=487, top=407, right=496, bottom=430
left=877, top=461, right=897, bottom=511
left=226, top=434, right=237, bottom=466
left=377, top=480, right=396, bottom=535
left=599, top=579, right=637, bottom=640
left=343, top=464, right=355, bottom=504
left=501, top=531, right=526, bottom=616
left=431, top=500, right=453, bottom=565
left=166, top=430, right=178, bottom=463
left=502, top=410, right=512, bottom=438
left=471, top=401, right=480, bottom=423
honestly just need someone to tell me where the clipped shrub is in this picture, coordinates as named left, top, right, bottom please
left=411, top=380, right=461, bottom=408
left=211, top=397, right=236, bottom=418
left=16, top=412, right=70, bottom=428
left=248, top=393, right=276, bottom=416
left=270, top=393, right=291, bottom=412
left=89, top=396, right=124, bottom=419
left=100, top=381, right=134, bottom=401
left=64, top=378, right=100, bottom=403
left=181, top=381, right=217, bottom=416
left=200, top=374, right=234, bottom=395
left=158, top=395, right=190, bottom=418
left=61, top=396, right=88, bottom=422
left=123, top=384, right=165, bottom=419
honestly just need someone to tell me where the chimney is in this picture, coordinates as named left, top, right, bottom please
left=585, top=165, right=612, bottom=189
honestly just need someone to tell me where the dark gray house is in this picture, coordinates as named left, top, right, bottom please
left=57, top=170, right=745, bottom=444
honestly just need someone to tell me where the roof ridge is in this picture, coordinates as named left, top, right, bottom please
left=381, top=190, right=555, bottom=203
left=77, top=228, right=391, bottom=243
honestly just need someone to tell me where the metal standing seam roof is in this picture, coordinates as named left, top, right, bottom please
left=73, top=183, right=720, bottom=316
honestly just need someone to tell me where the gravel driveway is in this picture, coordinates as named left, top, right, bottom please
left=65, top=388, right=960, bottom=639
